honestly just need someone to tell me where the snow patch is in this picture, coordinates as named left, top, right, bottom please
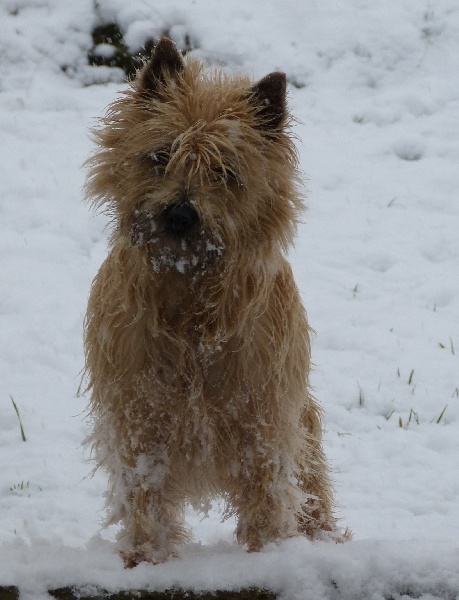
left=1, top=0, right=459, bottom=596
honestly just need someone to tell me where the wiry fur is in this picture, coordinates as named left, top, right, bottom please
left=84, top=38, right=347, bottom=567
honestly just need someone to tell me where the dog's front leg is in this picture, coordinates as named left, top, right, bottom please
left=108, top=451, right=190, bottom=567
left=229, top=440, right=300, bottom=552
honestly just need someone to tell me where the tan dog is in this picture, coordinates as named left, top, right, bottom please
left=84, top=38, right=345, bottom=567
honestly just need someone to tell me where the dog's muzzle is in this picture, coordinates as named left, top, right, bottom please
left=164, top=203, right=199, bottom=238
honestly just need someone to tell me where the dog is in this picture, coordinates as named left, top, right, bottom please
left=84, top=37, right=346, bottom=567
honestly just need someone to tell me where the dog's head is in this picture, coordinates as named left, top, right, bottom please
left=86, top=38, right=302, bottom=275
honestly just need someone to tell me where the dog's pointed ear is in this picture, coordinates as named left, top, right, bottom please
left=138, top=37, right=185, bottom=94
left=250, top=72, right=287, bottom=130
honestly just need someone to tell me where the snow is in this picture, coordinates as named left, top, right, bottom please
left=1, top=0, right=459, bottom=598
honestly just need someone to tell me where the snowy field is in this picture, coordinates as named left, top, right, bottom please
left=1, top=1, right=459, bottom=598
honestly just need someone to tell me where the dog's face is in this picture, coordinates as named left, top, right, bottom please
left=86, top=39, right=302, bottom=275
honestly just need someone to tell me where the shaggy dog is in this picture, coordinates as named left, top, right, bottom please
left=84, top=38, right=346, bottom=567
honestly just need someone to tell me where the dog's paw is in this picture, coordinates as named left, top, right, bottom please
left=120, top=546, right=179, bottom=568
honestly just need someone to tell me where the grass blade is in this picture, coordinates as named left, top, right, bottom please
left=10, top=395, right=26, bottom=442
left=436, top=405, right=447, bottom=424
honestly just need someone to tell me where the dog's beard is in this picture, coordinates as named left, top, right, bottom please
left=131, top=211, right=225, bottom=274
left=148, top=234, right=225, bottom=274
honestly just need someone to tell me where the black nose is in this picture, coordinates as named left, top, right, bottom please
left=164, top=203, right=199, bottom=238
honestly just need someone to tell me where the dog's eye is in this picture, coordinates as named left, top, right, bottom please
left=145, top=151, right=169, bottom=168
left=214, top=165, right=238, bottom=185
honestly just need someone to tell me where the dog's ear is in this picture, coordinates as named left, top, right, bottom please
left=250, top=72, right=287, bottom=130
left=138, top=37, right=185, bottom=94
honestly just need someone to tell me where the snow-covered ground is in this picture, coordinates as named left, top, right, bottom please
left=1, top=1, right=459, bottom=598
